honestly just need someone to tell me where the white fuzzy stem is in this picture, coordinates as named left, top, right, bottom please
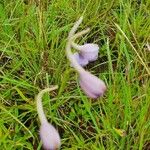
left=66, top=17, right=87, bottom=73
left=66, top=40, right=84, bottom=73
left=71, top=42, right=81, bottom=51
left=36, top=86, right=58, bottom=124
left=71, top=28, right=90, bottom=41
left=68, top=16, right=83, bottom=38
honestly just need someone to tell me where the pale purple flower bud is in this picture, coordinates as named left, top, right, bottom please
left=36, top=87, right=61, bottom=150
left=71, top=43, right=99, bottom=62
left=40, top=122, right=61, bottom=150
left=66, top=17, right=106, bottom=99
left=72, top=52, right=89, bottom=67
left=79, top=71, right=106, bottom=99
left=79, top=43, right=99, bottom=61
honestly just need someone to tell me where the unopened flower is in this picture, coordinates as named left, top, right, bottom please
left=40, top=122, right=61, bottom=150
left=79, top=70, right=106, bottom=99
left=72, top=52, right=89, bottom=67
left=72, top=43, right=99, bottom=62
left=66, top=16, right=106, bottom=99
left=36, top=86, right=61, bottom=150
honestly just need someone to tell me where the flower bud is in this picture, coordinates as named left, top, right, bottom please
left=79, top=43, right=99, bottom=61
left=71, top=43, right=99, bottom=62
left=40, top=122, right=61, bottom=150
left=72, top=52, right=89, bottom=67
left=79, top=71, right=106, bottom=99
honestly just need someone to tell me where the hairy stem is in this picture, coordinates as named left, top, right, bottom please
left=71, top=28, right=90, bottom=41
left=66, top=17, right=87, bottom=73
left=36, top=86, right=58, bottom=124
left=71, top=42, right=81, bottom=51
left=68, top=16, right=83, bottom=38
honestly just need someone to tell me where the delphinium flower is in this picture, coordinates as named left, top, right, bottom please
left=71, top=42, right=99, bottom=64
left=66, top=16, right=106, bottom=99
left=36, top=86, right=61, bottom=150
left=68, top=17, right=99, bottom=67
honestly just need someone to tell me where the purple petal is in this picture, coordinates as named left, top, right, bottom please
left=80, top=79, right=98, bottom=98
left=71, top=52, right=89, bottom=67
left=79, top=71, right=106, bottom=99
left=40, top=122, right=61, bottom=150
left=79, top=44, right=99, bottom=62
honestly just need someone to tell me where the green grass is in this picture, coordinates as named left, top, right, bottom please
left=0, top=0, right=150, bottom=149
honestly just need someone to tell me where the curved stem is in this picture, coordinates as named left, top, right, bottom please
left=70, top=28, right=90, bottom=52
left=66, top=39, right=84, bottom=73
left=71, top=42, right=81, bottom=51
left=66, top=17, right=87, bottom=73
left=68, top=16, right=83, bottom=38
left=36, top=86, right=58, bottom=124
left=71, top=28, right=90, bottom=41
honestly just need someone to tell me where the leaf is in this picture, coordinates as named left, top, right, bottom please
left=113, top=127, right=126, bottom=137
